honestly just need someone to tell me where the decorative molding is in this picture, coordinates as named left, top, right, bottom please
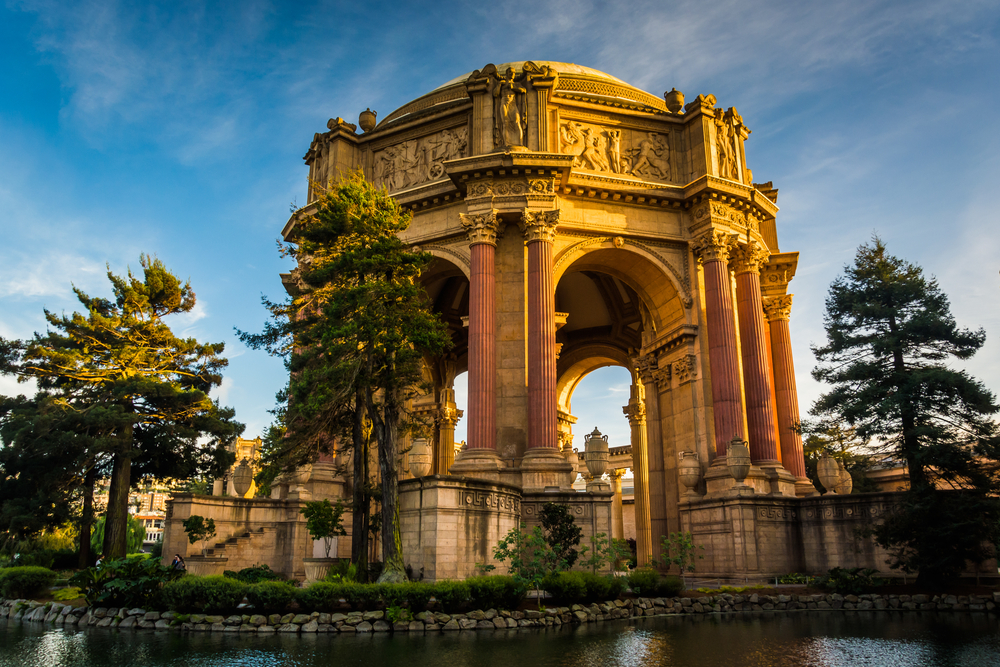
left=671, top=355, right=697, bottom=385
left=421, top=244, right=471, bottom=272
left=520, top=209, right=560, bottom=243
left=460, top=210, right=503, bottom=246
left=372, top=126, right=468, bottom=192
left=623, top=400, right=646, bottom=425
left=692, top=229, right=737, bottom=264
left=762, top=295, right=793, bottom=322
left=730, top=240, right=770, bottom=276
left=556, top=77, right=667, bottom=112
left=460, top=490, right=520, bottom=514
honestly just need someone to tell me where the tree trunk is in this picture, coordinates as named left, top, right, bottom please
left=78, top=466, right=96, bottom=568
left=103, top=452, right=132, bottom=559
left=374, top=384, right=406, bottom=584
left=351, top=393, right=370, bottom=582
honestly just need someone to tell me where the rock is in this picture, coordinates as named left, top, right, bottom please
left=93, top=608, right=108, bottom=619
left=317, top=624, right=333, bottom=633
left=506, top=618, right=517, bottom=628
left=373, top=620, right=391, bottom=632
left=363, top=611, right=384, bottom=621
left=277, top=623, right=299, bottom=633
left=257, top=626, right=275, bottom=634
left=393, top=621, right=410, bottom=632
left=409, top=621, right=424, bottom=632
left=339, top=624, right=356, bottom=633
left=356, top=621, right=373, bottom=633
left=279, top=613, right=294, bottom=624
left=119, top=616, right=137, bottom=629
left=96, top=617, right=114, bottom=628
left=459, top=618, right=478, bottom=630
left=485, top=609, right=497, bottom=620
left=573, top=611, right=589, bottom=623
left=268, top=614, right=283, bottom=625
left=301, top=620, right=319, bottom=633
left=291, top=614, right=311, bottom=625
left=493, top=617, right=507, bottom=629
left=210, top=623, right=225, bottom=632
left=424, top=624, right=440, bottom=631
left=318, top=613, right=331, bottom=625
left=138, top=620, right=156, bottom=629
left=204, top=616, right=224, bottom=624
left=330, top=613, right=347, bottom=623
left=223, top=626, right=240, bottom=633
left=250, top=615, right=267, bottom=626
left=142, top=611, right=161, bottom=622
left=128, top=608, right=146, bottom=617
left=224, top=615, right=243, bottom=626
left=442, top=619, right=460, bottom=631
left=161, top=611, right=177, bottom=621
left=467, top=610, right=486, bottom=621
left=155, top=619, right=171, bottom=630
left=912, top=595, right=929, bottom=604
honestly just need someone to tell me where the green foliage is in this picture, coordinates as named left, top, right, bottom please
left=160, top=575, right=247, bottom=613
left=811, top=237, right=1000, bottom=584
left=245, top=580, right=297, bottom=612
left=626, top=569, right=685, bottom=597
left=465, top=576, right=526, bottom=610
left=385, top=604, right=410, bottom=623
left=654, top=532, right=704, bottom=574
left=799, top=419, right=880, bottom=494
left=542, top=571, right=626, bottom=604
left=324, top=560, right=357, bottom=583
left=149, top=541, right=163, bottom=559
left=69, top=557, right=182, bottom=607
left=90, top=515, right=145, bottom=555
left=380, top=582, right=435, bottom=610
left=0, top=566, right=57, bottom=598
left=300, top=499, right=347, bottom=558
left=52, top=586, right=83, bottom=601
left=539, top=503, right=583, bottom=568
left=296, top=581, right=346, bottom=612
left=224, top=564, right=282, bottom=584
left=819, top=567, right=885, bottom=595
left=777, top=573, right=819, bottom=585
left=182, top=516, right=216, bottom=548
left=579, top=533, right=632, bottom=574
left=492, top=523, right=568, bottom=608
left=0, top=255, right=242, bottom=559
left=429, top=580, right=471, bottom=612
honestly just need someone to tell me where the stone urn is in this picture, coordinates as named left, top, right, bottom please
left=835, top=460, right=854, bottom=495
left=359, top=108, right=377, bottom=133
left=817, top=453, right=841, bottom=494
left=408, top=438, right=432, bottom=478
left=727, top=438, right=752, bottom=488
left=303, top=558, right=337, bottom=584
left=664, top=88, right=685, bottom=113
left=232, top=458, right=253, bottom=497
left=678, top=451, right=702, bottom=498
left=583, top=427, right=610, bottom=479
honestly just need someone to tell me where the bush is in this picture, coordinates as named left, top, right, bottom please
left=656, top=575, right=685, bottom=597
left=542, top=571, right=587, bottom=604
left=297, top=582, right=346, bottom=612
left=225, top=564, right=283, bottom=584
left=431, top=580, right=471, bottom=612
left=819, top=567, right=885, bottom=595
left=379, top=582, right=435, bottom=611
left=160, top=575, right=248, bottom=613
left=246, top=581, right=297, bottom=612
left=466, top=576, right=526, bottom=610
left=52, top=586, right=83, bottom=601
left=0, top=566, right=57, bottom=598
left=70, top=557, right=182, bottom=607
left=579, top=572, right=625, bottom=602
left=626, top=569, right=684, bottom=597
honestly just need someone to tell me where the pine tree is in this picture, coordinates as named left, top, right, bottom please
left=0, top=256, right=242, bottom=559
left=240, top=171, right=450, bottom=583
left=811, top=237, right=1000, bottom=584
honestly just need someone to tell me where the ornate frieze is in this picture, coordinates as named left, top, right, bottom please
left=520, top=209, right=560, bottom=243
left=692, top=229, right=737, bottom=264
left=730, top=240, right=770, bottom=276
left=460, top=490, right=520, bottom=513
left=559, top=120, right=673, bottom=182
left=372, top=126, right=468, bottom=192
left=692, top=200, right=758, bottom=234
left=763, top=295, right=793, bottom=322
left=714, top=109, right=741, bottom=181
left=460, top=210, right=503, bottom=246
left=672, top=355, right=697, bottom=385
left=652, top=366, right=672, bottom=390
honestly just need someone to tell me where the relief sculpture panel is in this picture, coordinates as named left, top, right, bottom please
left=373, top=126, right=468, bottom=191
left=559, top=120, right=673, bottom=183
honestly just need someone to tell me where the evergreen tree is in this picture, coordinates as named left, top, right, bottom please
left=0, top=256, right=242, bottom=559
left=811, top=237, right=1000, bottom=584
left=239, top=171, right=450, bottom=583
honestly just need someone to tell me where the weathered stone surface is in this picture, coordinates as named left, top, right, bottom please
left=291, top=614, right=311, bottom=625
left=154, top=619, right=172, bottom=630
left=356, top=621, right=373, bottom=633
left=301, top=620, right=319, bottom=633
left=442, top=619, right=460, bottom=631
left=277, top=623, right=299, bottom=633
left=373, top=620, right=391, bottom=632
left=409, top=621, right=425, bottom=632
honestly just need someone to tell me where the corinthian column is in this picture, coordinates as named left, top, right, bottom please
left=732, top=240, right=781, bottom=465
left=450, top=211, right=503, bottom=479
left=609, top=469, right=625, bottom=540
left=693, top=230, right=744, bottom=459
left=763, top=295, right=814, bottom=495
left=625, top=383, right=652, bottom=567
left=519, top=209, right=574, bottom=491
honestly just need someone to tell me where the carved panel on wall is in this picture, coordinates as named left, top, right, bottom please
left=373, top=126, right=468, bottom=191
left=559, top=120, right=674, bottom=183
left=713, top=108, right=743, bottom=182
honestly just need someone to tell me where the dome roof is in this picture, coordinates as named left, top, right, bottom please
left=377, top=61, right=666, bottom=128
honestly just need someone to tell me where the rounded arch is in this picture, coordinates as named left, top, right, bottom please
left=554, top=239, right=690, bottom=333
left=556, top=342, right=633, bottom=414
left=419, top=246, right=470, bottom=281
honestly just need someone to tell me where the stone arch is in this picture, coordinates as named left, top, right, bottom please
left=553, top=239, right=690, bottom=334
left=418, top=245, right=470, bottom=280
left=556, top=343, right=633, bottom=415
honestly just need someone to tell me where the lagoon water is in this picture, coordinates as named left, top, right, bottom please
left=3, top=611, right=999, bottom=667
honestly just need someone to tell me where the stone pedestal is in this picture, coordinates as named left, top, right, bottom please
left=519, top=448, right=575, bottom=493
left=449, top=447, right=504, bottom=482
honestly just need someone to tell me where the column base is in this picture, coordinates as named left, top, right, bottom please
left=586, top=479, right=611, bottom=493
left=704, top=459, right=797, bottom=497
left=448, top=448, right=503, bottom=483
left=795, top=476, right=820, bottom=497
left=519, top=448, right=575, bottom=493
left=758, top=462, right=799, bottom=497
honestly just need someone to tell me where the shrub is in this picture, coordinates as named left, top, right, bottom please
left=578, top=572, right=626, bottom=602
left=246, top=581, right=297, bottom=612
left=160, top=575, right=247, bottom=613
left=819, top=567, right=885, bottom=595
left=70, top=558, right=182, bottom=607
left=626, top=569, right=659, bottom=595
left=324, top=560, right=357, bottom=583
left=0, top=566, right=57, bottom=598
left=52, top=586, right=83, bottom=601
left=380, top=582, right=435, bottom=611
left=656, top=575, right=685, bottom=597
left=431, top=580, right=471, bottom=612
left=297, top=582, right=346, bottom=612
left=542, top=571, right=587, bottom=604
left=466, top=575, right=526, bottom=610
left=224, top=564, right=283, bottom=584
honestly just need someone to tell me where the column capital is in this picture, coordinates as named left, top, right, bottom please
left=671, top=354, right=698, bottom=385
left=692, top=229, right=738, bottom=264
left=623, top=400, right=646, bottom=425
left=519, top=209, right=560, bottom=243
left=607, top=468, right=625, bottom=480
left=438, top=405, right=463, bottom=427
left=731, top=240, right=770, bottom=275
left=460, top=209, right=503, bottom=246
left=763, top=294, right=794, bottom=322
left=633, top=354, right=658, bottom=383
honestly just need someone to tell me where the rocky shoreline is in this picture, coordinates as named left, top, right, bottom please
left=3, top=592, right=999, bottom=634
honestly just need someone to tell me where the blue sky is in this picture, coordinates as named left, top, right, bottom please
left=2, top=0, right=999, bottom=453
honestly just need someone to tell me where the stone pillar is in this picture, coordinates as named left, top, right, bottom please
left=519, top=209, right=574, bottom=491
left=609, top=469, right=625, bottom=541
left=764, top=295, right=815, bottom=496
left=732, top=241, right=781, bottom=465
left=636, top=355, right=667, bottom=558
left=625, top=383, right=652, bottom=567
left=693, top=230, right=744, bottom=459
left=450, top=211, right=503, bottom=479
left=436, top=403, right=462, bottom=475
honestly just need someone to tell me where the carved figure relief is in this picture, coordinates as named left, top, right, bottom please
left=493, top=67, right=527, bottom=149
left=373, top=126, right=468, bottom=191
left=559, top=120, right=672, bottom=182
left=714, top=109, right=742, bottom=181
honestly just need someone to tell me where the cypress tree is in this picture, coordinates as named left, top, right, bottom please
left=811, top=237, right=1000, bottom=584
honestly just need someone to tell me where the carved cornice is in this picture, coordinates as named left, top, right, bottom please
left=520, top=209, right=560, bottom=244
left=730, top=240, right=770, bottom=276
left=763, top=295, right=793, bottom=322
left=460, top=210, right=503, bottom=246
left=692, top=229, right=737, bottom=264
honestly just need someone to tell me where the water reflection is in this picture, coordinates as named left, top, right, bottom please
left=2, top=612, right=999, bottom=667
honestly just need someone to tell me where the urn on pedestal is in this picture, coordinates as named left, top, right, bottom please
left=584, top=427, right=610, bottom=491
left=232, top=458, right=253, bottom=498
left=408, top=438, right=432, bottom=478
left=678, top=451, right=702, bottom=498
left=727, top=437, right=752, bottom=491
left=817, top=453, right=841, bottom=495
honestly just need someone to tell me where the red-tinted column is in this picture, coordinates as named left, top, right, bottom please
left=764, top=295, right=808, bottom=479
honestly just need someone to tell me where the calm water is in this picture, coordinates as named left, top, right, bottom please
left=2, top=612, right=999, bottom=667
